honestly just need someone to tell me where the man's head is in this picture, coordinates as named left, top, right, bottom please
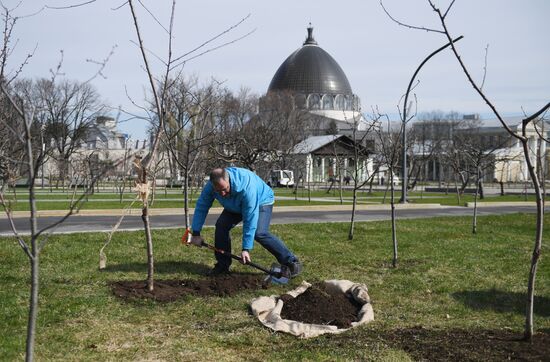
left=210, top=168, right=230, bottom=198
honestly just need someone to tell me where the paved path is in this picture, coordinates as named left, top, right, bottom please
left=0, top=203, right=541, bottom=236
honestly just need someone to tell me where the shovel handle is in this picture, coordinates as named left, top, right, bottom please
left=182, top=229, right=279, bottom=277
left=200, top=241, right=274, bottom=275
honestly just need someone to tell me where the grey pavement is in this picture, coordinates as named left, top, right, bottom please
left=0, top=202, right=542, bottom=236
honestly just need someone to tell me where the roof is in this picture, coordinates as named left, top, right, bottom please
left=291, top=135, right=343, bottom=154
left=267, top=26, right=353, bottom=95
left=479, top=116, right=523, bottom=128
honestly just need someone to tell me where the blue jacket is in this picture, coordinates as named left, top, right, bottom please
left=191, top=167, right=274, bottom=250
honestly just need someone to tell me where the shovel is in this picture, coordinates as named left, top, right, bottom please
left=182, top=228, right=290, bottom=284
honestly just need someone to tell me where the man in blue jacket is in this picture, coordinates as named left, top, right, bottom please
left=190, top=167, right=302, bottom=276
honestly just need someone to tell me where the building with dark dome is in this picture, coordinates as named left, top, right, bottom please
left=261, top=25, right=368, bottom=135
left=256, top=25, right=373, bottom=184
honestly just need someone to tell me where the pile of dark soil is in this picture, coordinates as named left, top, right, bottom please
left=280, top=282, right=361, bottom=328
left=111, top=274, right=266, bottom=302
left=365, top=326, right=550, bottom=361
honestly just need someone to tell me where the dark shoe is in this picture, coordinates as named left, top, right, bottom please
left=207, top=264, right=230, bottom=276
left=286, top=259, right=303, bottom=278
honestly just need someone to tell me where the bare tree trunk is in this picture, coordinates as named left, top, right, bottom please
left=150, top=176, right=157, bottom=206
left=142, top=206, right=154, bottom=292
left=26, top=251, right=38, bottom=362
left=368, top=176, right=374, bottom=194
left=12, top=183, right=17, bottom=202
left=522, top=140, right=544, bottom=340
left=382, top=181, right=389, bottom=204
left=472, top=169, right=479, bottom=234
left=307, top=179, right=311, bottom=203
left=390, top=169, right=398, bottom=268
left=26, top=173, right=40, bottom=362
left=137, top=167, right=154, bottom=292
left=326, top=179, right=335, bottom=194
left=119, top=177, right=124, bottom=203
left=338, top=173, right=343, bottom=204
left=478, top=179, right=484, bottom=199
left=454, top=176, right=461, bottom=205
left=348, top=188, right=357, bottom=240
left=184, top=167, right=190, bottom=229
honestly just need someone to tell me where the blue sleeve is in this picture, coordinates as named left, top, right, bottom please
left=191, top=182, right=215, bottom=233
left=241, top=191, right=259, bottom=250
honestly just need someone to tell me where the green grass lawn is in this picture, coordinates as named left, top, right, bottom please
left=1, top=187, right=537, bottom=211
left=1, top=214, right=548, bottom=360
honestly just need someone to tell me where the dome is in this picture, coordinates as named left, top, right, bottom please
left=268, top=27, right=353, bottom=95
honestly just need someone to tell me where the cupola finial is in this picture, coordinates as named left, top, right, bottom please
left=303, top=23, right=318, bottom=45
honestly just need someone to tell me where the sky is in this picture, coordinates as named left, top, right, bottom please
left=4, top=0, right=549, bottom=140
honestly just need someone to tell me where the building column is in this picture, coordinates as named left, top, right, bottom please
left=321, top=157, right=325, bottom=182
left=524, top=136, right=536, bottom=180
left=344, top=157, right=348, bottom=177
left=541, top=136, right=547, bottom=180
left=306, top=154, right=312, bottom=183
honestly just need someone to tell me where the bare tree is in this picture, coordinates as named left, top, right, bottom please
left=210, top=87, right=260, bottom=169
left=214, top=90, right=310, bottom=177
left=410, top=112, right=461, bottom=193
left=160, top=76, right=225, bottom=228
left=456, top=120, right=512, bottom=233
left=114, top=136, right=132, bottom=203
left=36, top=78, right=104, bottom=189
left=0, top=59, right=114, bottom=362
left=124, top=0, right=175, bottom=292
left=261, top=92, right=311, bottom=177
left=125, top=1, right=252, bottom=291
left=347, top=118, right=379, bottom=240
left=384, top=0, right=550, bottom=340
left=375, top=112, right=403, bottom=267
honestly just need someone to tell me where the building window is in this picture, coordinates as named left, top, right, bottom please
left=334, top=95, right=344, bottom=110
left=295, top=94, right=306, bottom=109
left=344, top=95, right=353, bottom=110
left=353, top=95, right=360, bottom=111
left=322, top=95, right=334, bottom=110
left=308, top=94, right=320, bottom=110
left=313, top=157, right=323, bottom=182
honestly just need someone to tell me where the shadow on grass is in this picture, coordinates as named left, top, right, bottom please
left=452, top=289, right=550, bottom=317
left=102, top=260, right=211, bottom=276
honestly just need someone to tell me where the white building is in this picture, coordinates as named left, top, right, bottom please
left=291, top=135, right=372, bottom=183
left=40, top=116, right=149, bottom=184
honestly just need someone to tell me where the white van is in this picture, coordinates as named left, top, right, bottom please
left=270, top=170, right=295, bottom=187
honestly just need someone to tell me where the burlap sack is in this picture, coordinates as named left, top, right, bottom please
left=250, top=280, right=374, bottom=338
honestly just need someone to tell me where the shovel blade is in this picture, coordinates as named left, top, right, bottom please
left=263, top=263, right=290, bottom=284
left=264, top=274, right=289, bottom=285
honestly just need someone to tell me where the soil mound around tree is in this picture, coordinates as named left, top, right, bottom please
left=280, top=282, right=362, bottom=328
left=110, top=274, right=266, bottom=302
left=361, top=326, right=550, bottom=361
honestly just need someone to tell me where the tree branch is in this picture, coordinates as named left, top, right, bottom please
left=431, top=4, right=523, bottom=140
left=0, top=192, right=33, bottom=259
left=171, top=29, right=256, bottom=69
left=380, top=0, right=444, bottom=34
left=137, top=0, right=170, bottom=35
left=45, top=0, right=96, bottom=10
left=171, top=13, right=251, bottom=64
